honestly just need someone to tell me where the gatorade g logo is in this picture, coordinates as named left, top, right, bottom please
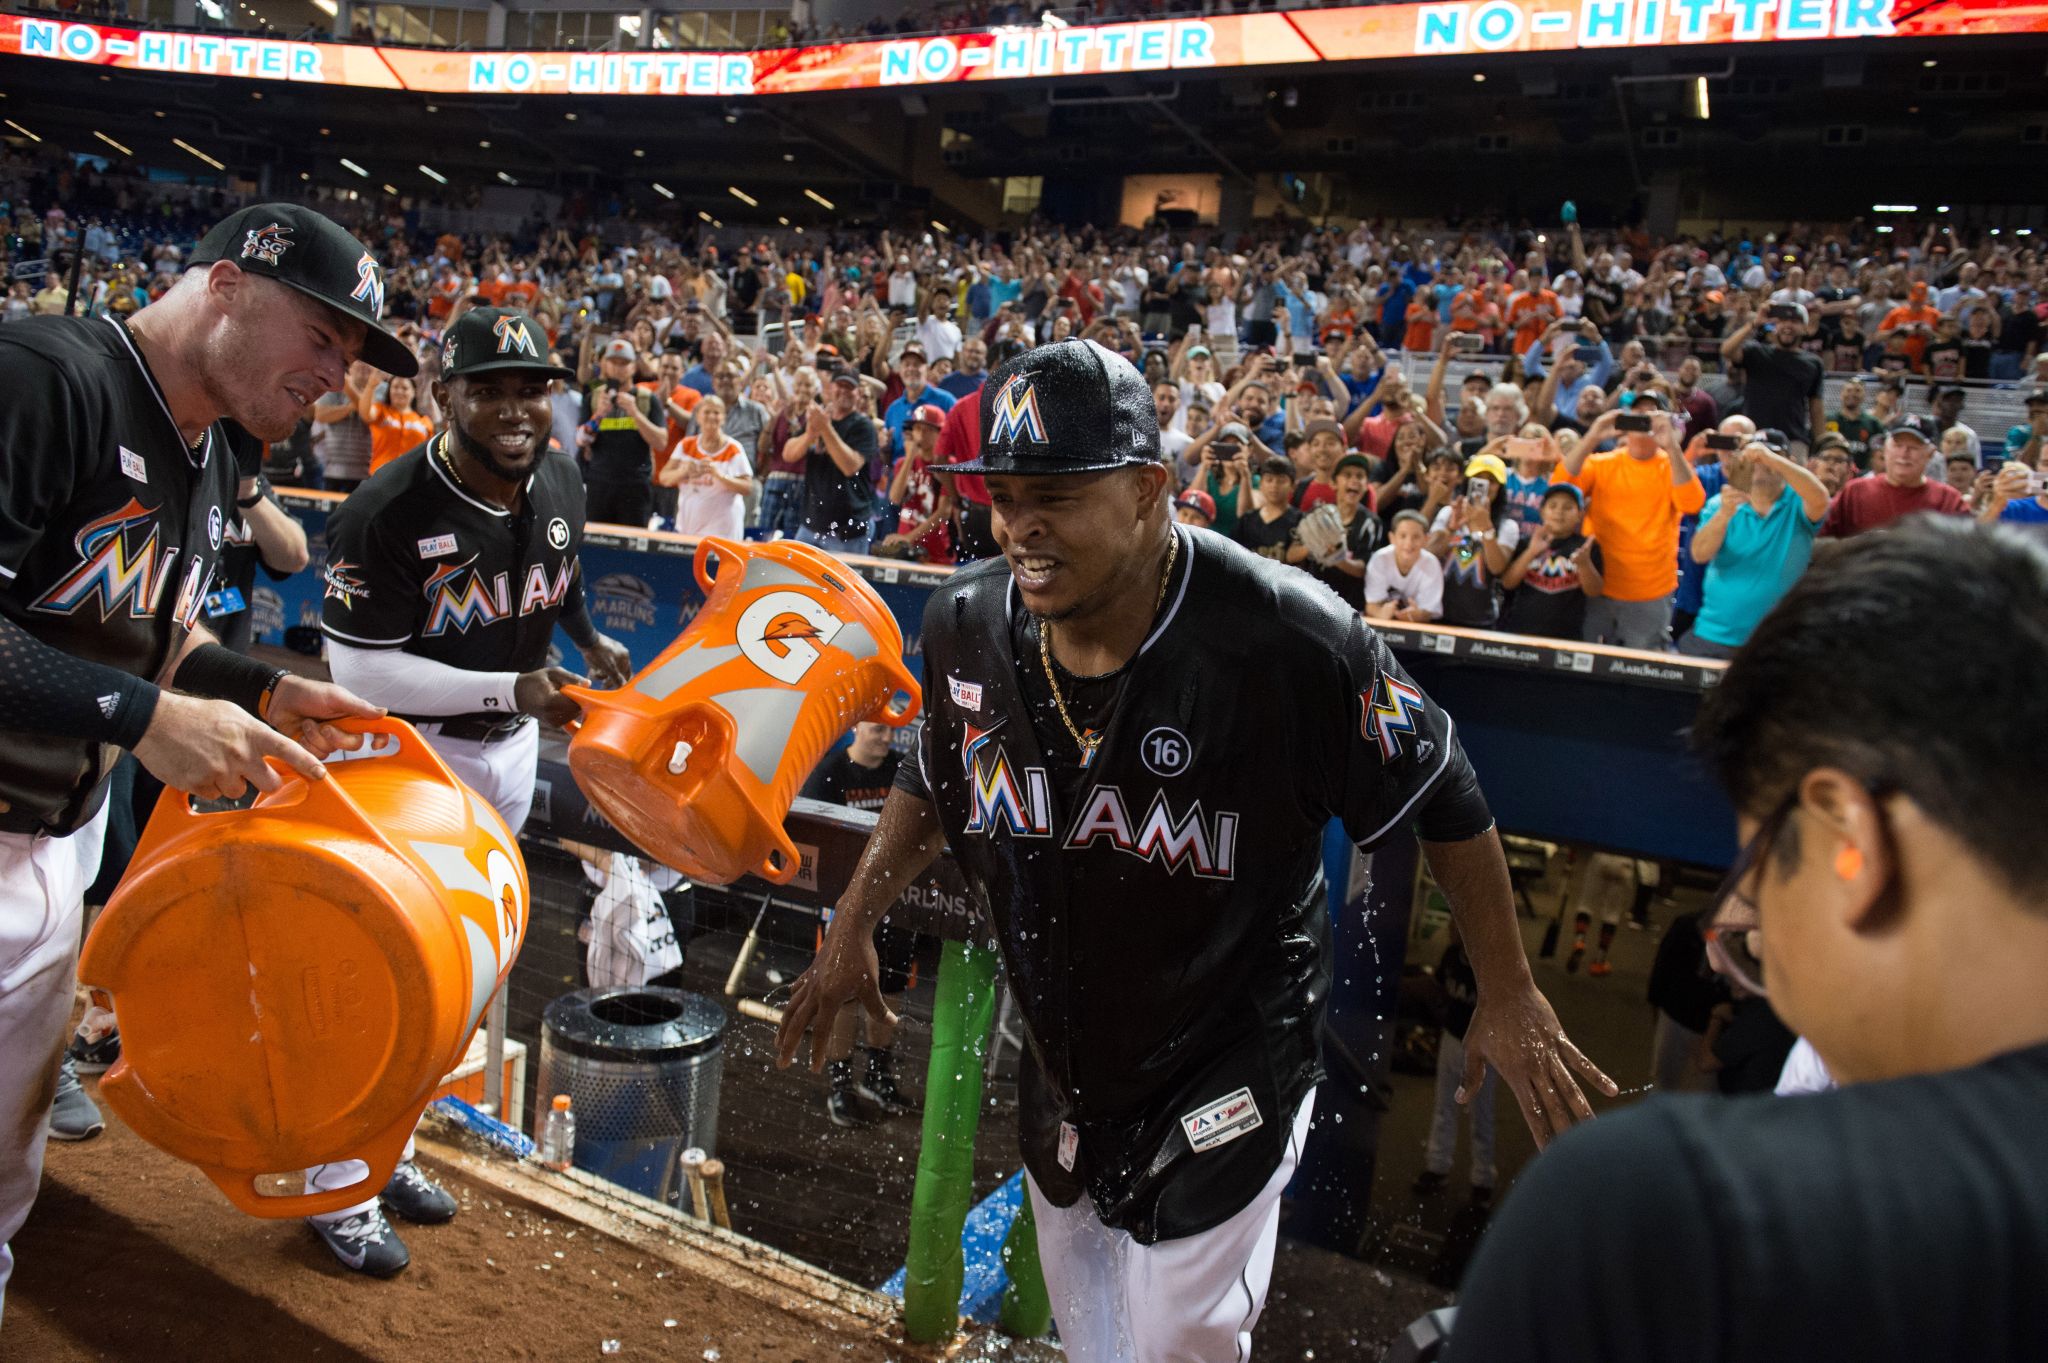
left=736, top=589, right=844, bottom=685
left=351, top=251, right=385, bottom=317
left=494, top=314, right=541, bottom=358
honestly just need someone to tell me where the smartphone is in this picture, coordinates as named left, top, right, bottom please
left=1572, top=345, right=1604, bottom=364
left=1465, top=477, right=1491, bottom=503
left=1506, top=436, right=1545, bottom=463
left=1615, top=413, right=1654, bottom=434
left=1292, top=353, right=1318, bottom=368
left=1703, top=432, right=1742, bottom=453
left=1450, top=332, right=1486, bottom=353
left=1767, top=303, right=1800, bottom=321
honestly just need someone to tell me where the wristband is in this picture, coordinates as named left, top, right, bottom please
left=173, top=642, right=289, bottom=719
left=237, top=492, right=265, bottom=509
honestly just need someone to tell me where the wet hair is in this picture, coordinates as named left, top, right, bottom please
left=1693, top=518, right=2048, bottom=900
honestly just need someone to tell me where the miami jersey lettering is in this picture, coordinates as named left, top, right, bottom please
left=422, top=556, right=575, bottom=637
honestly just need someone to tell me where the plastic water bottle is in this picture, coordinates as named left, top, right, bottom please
left=540, top=1094, right=576, bottom=1173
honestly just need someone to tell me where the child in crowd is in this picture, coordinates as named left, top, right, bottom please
left=1364, top=509, right=1444, bottom=622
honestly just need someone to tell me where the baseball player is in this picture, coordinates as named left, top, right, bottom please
left=315, top=305, right=632, bottom=1276
left=0, top=202, right=401, bottom=1321
left=777, top=340, right=1614, bottom=1362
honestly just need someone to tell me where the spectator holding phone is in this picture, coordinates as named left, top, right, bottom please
left=1558, top=390, right=1704, bottom=649
left=1720, top=298, right=1825, bottom=454
left=1363, top=509, right=1443, bottom=623
left=1680, top=435, right=1830, bottom=658
left=1499, top=484, right=1604, bottom=639
left=1980, top=457, right=2048, bottom=528
left=1428, top=454, right=1522, bottom=629
left=1182, top=420, right=1259, bottom=539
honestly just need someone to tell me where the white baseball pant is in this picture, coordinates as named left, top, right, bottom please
left=1028, top=1090, right=1315, bottom=1363
left=0, top=803, right=109, bottom=1323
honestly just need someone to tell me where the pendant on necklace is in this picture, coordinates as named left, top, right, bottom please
left=1079, top=736, right=1099, bottom=769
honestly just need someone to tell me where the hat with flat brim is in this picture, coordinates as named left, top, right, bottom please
left=947, top=339, right=1161, bottom=476
left=189, top=203, right=417, bottom=377
left=438, top=307, right=574, bottom=382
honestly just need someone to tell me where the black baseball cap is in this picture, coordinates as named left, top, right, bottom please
left=1888, top=414, right=1938, bottom=446
left=189, top=203, right=416, bottom=376
left=950, top=339, right=1160, bottom=476
left=437, top=307, right=574, bottom=382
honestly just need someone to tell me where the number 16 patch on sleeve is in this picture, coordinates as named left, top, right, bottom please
left=1181, top=1087, right=1263, bottom=1153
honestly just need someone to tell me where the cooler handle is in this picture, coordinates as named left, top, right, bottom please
left=201, top=1116, right=419, bottom=1221
left=694, top=535, right=747, bottom=596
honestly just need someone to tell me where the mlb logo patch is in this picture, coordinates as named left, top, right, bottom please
left=417, top=533, right=459, bottom=559
left=1181, top=1087, right=1263, bottom=1154
left=947, top=674, right=983, bottom=711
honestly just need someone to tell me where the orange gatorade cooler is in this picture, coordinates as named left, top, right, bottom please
left=77, top=718, right=529, bottom=1219
left=564, top=536, right=920, bottom=885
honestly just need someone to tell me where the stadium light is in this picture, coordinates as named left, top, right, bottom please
left=4, top=119, right=42, bottom=143
left=1694, top=76, right=1710, bottom=119
left=633, top=149, right=645, bottom=158
left=804, top=188, right=835, bottom=210
left=311, top=0, right=336, bottom=13
left=1872, top=204, right=1918, bottom=213
left=94, top=130, right=134, bottom=155
left=1472, top=72, right=1485, bottom=82
left=1936, top=205, right=1950, bottom=213
left=778, top=216, right=789, bottom=226
left=698, top=210, right=713, bottom=222
left=497, top=171, right=519, bottom=185
left=418, top=164, right=448, bottom=184
left=652, top=183, right=675, bottom=199
left=340, top=157, right=369, bottom=177
left=932, top=220, right=950, bottom=234
left=729, top=186, right=758, bottom=207
left=174, top=138, right=224, bottom=169
left=383, top=183, right=398, bottom=195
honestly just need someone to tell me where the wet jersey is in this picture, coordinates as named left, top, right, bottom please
left=0, top=315, right=237, bottom=833
left=320, top=433, right=588, bottom=726
left=898, top=527, right=1491, bottom=1241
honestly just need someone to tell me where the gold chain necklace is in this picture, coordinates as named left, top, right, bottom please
left=1039, top=531, right=1178, bottom=769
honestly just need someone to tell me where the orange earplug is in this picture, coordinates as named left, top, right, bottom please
left=1835, top=845, right=1864, bottom=881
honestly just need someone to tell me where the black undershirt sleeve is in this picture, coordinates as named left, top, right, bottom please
left=0, top=613, right=159, bottom=750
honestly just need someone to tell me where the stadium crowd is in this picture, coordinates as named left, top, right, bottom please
left=8, top=144, right=2048, bottom=656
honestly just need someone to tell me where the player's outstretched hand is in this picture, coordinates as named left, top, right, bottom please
left=515, top=665, right=591, bottom=728
left=1462, top=981, right=1618, bottom=1149
left=133, top=690, right=330, bottom=800
left=267, top=674, right=385, bottom=760
left=583, top=634, right=635, bottom=690
left=774, top=913, right=895, bottom=1074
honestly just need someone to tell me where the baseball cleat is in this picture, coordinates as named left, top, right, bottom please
left=381, top=1159, right=459, bottom=1224
left=856, top=1071, right=921, bottom=1117
left=65, top=1026, right=122, bottom=1075
left=309, top=1207, right=410, bottom=1278
left=825, top=1088, right=876, bottom=1129
left=49, top=1058, right=105, bottom=1142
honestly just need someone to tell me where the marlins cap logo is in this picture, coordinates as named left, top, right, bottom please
left=987, top=374, right=1048, bottom=446
left=494, top=314, right=541, bottom=359
left=350, top=251, right=385, bottom=317
left=239, top=223, right=293, bottom=266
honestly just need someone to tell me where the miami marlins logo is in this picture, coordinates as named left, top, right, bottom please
left=350, top=251, right=385, bottom=317
left=493, top=314, right=541, bottom=358
left=32, top=499, right=175, bottom=621
left=961, top=719, right=1053, bottom=838
left=239, top=222, right=293, bottom=266
left=1364, top=673, right=1427, bottom=764
left=422, top=556, right=510, bottom=637
left=986, top=374, right=1048, bottom=446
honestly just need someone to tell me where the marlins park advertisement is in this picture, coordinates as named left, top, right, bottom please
left=3, top=0, right=2043, bottom=97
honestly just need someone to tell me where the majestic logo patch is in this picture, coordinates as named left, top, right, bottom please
left=546, top=517, right=570, bottom=550
left=986, top=374, right=1048, bottom=446
left=239, top=223, right=294, bottom=266
left=947, top=675, right=983, bottom=711
left=31, top=499, right=175, bottom=621
left=1181, top=1088, right=1263, bottom=1154
left=350, top=251, right=385, bottom=317
left=1364, top=673, right=1427, bottom=764
left=495, top=314, right=542, bottom=359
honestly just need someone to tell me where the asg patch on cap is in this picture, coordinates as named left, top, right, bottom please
left=190, top=203, right=417, bottom=376
left=438, top=307, right=574, bottom=383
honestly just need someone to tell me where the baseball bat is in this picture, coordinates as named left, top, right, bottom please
left=680, top=1145, right=710, bottom=1221
left=724, top=891, right=774, bottom=996
left=699, top=1157, right=731, bottom=1230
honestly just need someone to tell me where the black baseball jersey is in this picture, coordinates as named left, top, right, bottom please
left=213, top=423, right=296, bottom=655
left=320, top=432, right=588, bottom=723
left=898, top=527, right=1492, bottom=1242
left=801, top=748, right=900, bottom=813
left=0, top=315, right=237, bottom=833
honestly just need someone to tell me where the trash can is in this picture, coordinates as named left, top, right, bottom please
left=534, top=987, right=726, bottom=1206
